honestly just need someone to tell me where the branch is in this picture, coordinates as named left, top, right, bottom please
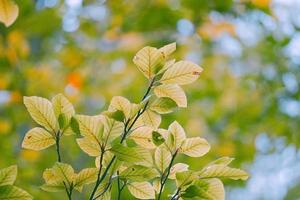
left=88, top=78, right=156, bottom=200
left=157, top=150, right=178, bottom=200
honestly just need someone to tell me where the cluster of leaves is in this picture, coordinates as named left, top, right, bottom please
left=0, top=165, right=32, bottom=199
left=19, top=43, right=248, bottom=199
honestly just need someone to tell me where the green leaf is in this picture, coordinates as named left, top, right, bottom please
left=58, top=113, right=67, bottom=130
left=110, top=144, right=153, bottom=167
left=127, top=182, right=155, bottom=199
left=154, top=84, right=187, bottom=107
left=152, top=131, right=165, bottom=146
left=70, top=117, right=80, bottom=135
left=23, top=96, right=58, bottom=133
left=102, top=110, right=125, bottom=122
left=160, top=61, right=203, bottom=85
left=119, top=165, right=158, bottom=181
left=198, top=164, right=249, bottom=180
left=0, top=185, right=32, bottom=200
left=175, top=171, right=198, bottom=188
left=150, top=97, right=177, bottom=114
left=181, top=178, right=225, bottom=200
left=169, top=163, right=189, bottom=179
left=22, top=127, right=55, bottom=151
left=0, top=165, right=17, bottom=186
left=133, top=46, right=164, bottom=79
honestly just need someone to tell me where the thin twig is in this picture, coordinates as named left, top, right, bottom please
left=88, top=78, right=155, bottom=200
left=157, top=150, right=179, bottom=200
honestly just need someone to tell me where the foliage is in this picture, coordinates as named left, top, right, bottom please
left=19, top=44, right=248, bottom=199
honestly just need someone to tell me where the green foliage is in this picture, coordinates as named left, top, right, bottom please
left=19, top=43, right=248, bottom=199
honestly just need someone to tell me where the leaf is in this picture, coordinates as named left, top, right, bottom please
left=155, top=146, right=171, bottom=173
left=75, top=115, right=103, bottom=142
left=23, top=96, right=58, bottom=133
left=150, top=97, right=177, bottom=114
left=76, top=137, right=101, bottom=157
left=0, top=0, right=18, bottom=27
left=52, top=162, right=76, bottom=185
left=52, top=94, right=75, bottom=129
left=205, top=157, right=234, bottom=167
left=127, top=182, right=155, bottom=199
left=180, top=137, right=210, bottom=157
left=0, top=186, right=32, bottom=200
left=169, top=163, right=189, bottom=179
left=95, top=151, right=114, bottom=168
left=133, top=46, right=164, bottom=79
left=74, top=168, right=98, bottom=191
left=135, top=110, right=161, bottom=129
left=160, top=61, right=203, bottom=85
left=175, top=171, right=198, bottom=188
left=119, top=165, right=158, bottom=181
left=40, top=184, right=65, bottom=192
left=181, top=178, right=225, bottom=200
left=111, top=144, right=153, bottom=167
left=159, top=42, right=176, bottom=58
left=129, top=126, right=156, bottom=149
left=102, top=110, right=125, bottom=122
left=70, top=117, right=80, bottom=135
left=22, top=127, right=55, bottom=151
left=168, top=121, right=186, bottom=150
left=108, top=96, right=131, bottom=119
left=0, top=165, right=17, bottom=186
left=100, top=115, right=124, bottom=145
left=152, top=131, right=165, bottom=146
left=198, top=164, right=249, bottom=180
left=154, top=84, right=187, bottom=107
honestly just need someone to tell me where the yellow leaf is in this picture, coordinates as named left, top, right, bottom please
left=154, top=84, right=187, bottom=107
left=168, top=121, right=186, bottom=150
left=155, top=146, right=171, bottom=173
left=169, top=163, right=189, bottom=179
left=76, top=137, right=101, bottom=157
left=23, top=96, right=58, bottom=133
left=127, top=182, right=155, bottom=199
left=22, top=127, right=55, bottom=151
left=159, top=42, right=176, bottom=58
left=180, top=137, right=210, bottom=157
left=0, top=165, right=17, bottom=186
left=133, top=46, right=164, bottom=79
left=135, top=110, right=161, bottom=129
left=51, top=163, right=76, bottom=185
left=160, top=61, right=203, bottom=85
left=108, top=96, right=131, bottom=119
left=0, top=0, right=18, bottom=27
left=75, top=115, right=103, bottom=141
left=52, top=94, right=75, bottom=126
left=129, top=126, right=156, bottom=149
left=74, top=168, right=98, bottom=191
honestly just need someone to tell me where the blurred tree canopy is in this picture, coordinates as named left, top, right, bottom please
left=1, top=0, right=300, bottom=199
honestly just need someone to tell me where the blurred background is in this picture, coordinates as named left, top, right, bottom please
left=0, top=0, right=300, bottom=199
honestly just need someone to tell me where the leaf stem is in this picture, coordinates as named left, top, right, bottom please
left=157, top=150, right=178, bottom=200
left=170, top=188, right=181, bottom=200
left=88, top=77, right=155, bottom=200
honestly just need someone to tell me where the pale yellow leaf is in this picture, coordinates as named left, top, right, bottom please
left=22, top=127, right=55, bottom=151
left=108, top=96, right=131, bottom=119
left=127, top=182, right=155, bottom=199
left=169, top=163, right=189, bottom=179
left=75, top=115, right=103, bottom=141
left=23, top=96, right=58, bottom=133
left=76, top=137, right=101, bottom=157
left=52, top=93, right=75, bottom=125
left=168, top=121, right=186, bottom=150
left=155, top=146, right=171, bottom=173
left=133, top=46, right=164, bottom=79
left=135, top=110, right=161, bottom=129
left=129, top=126, right=156, bottom=149
left=159, top=42, right=176, bottom=57
left=154, top=84, right=187, bottom=107
left=160, top=61, right=203, bottom=85
left=180, top=137, right=210, bottom=157
left=74, top=168, right=98, bottom=191
left=0, top=0, right=18, bottom=27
